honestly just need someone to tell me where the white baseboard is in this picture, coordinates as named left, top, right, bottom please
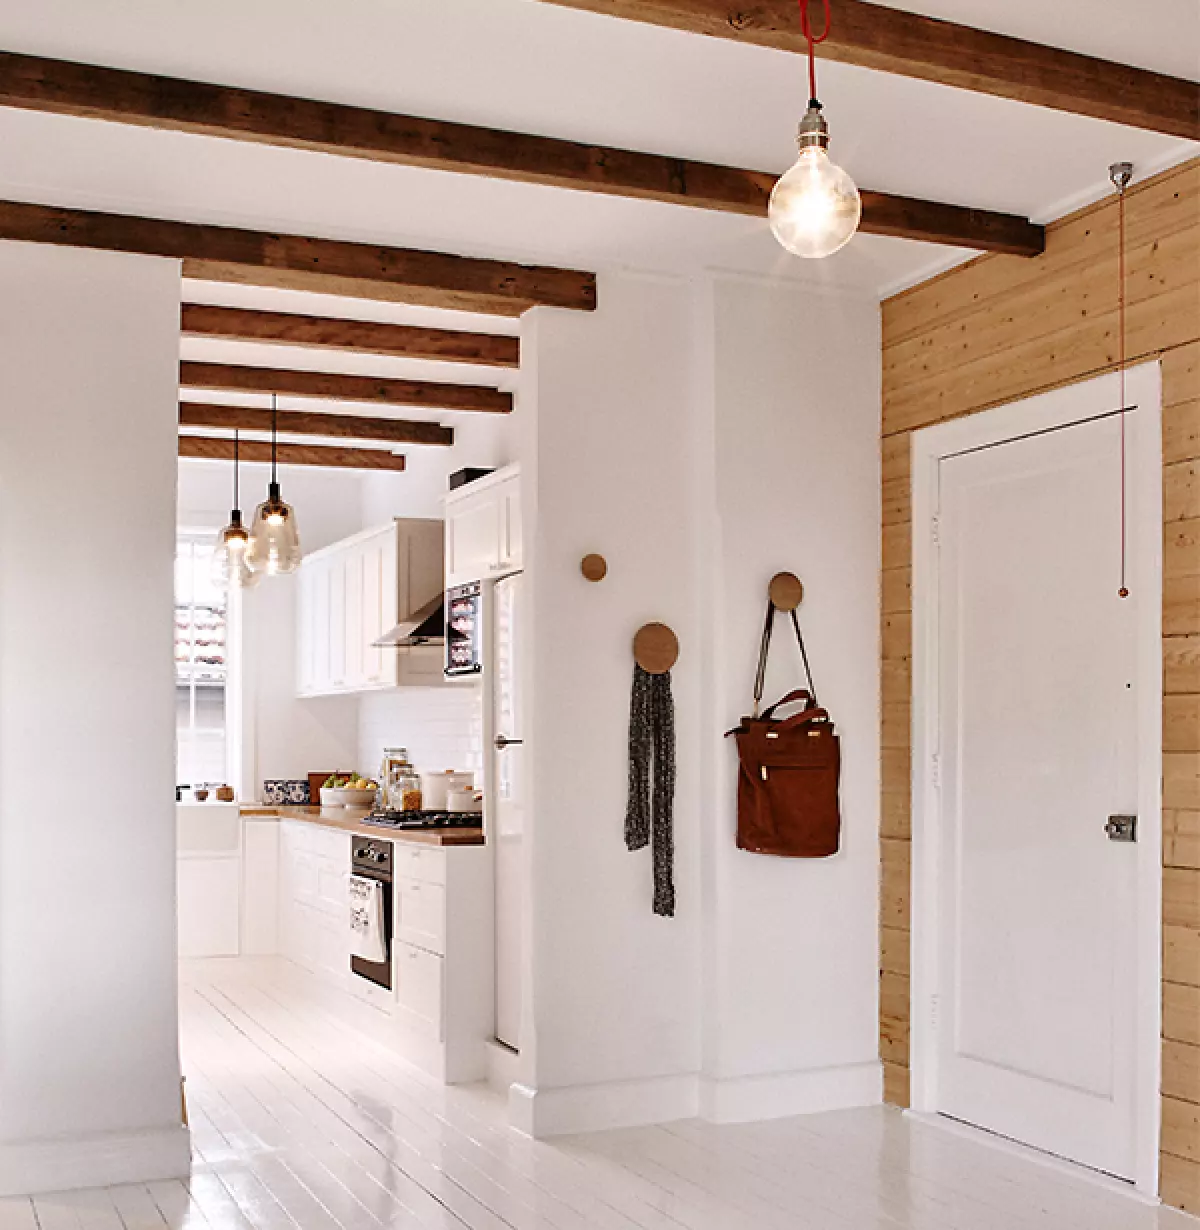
left=699, top=1061, right=882, bottom=1124
left=486, top=1039, right=521, bottom=1098
left=0, top=1124, right=191, bottom=1197
left=509, top=1074, right=699, bottom=1137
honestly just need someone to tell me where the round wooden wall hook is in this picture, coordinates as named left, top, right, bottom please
left=581, top=553, right=608, bottom=582
left=633, top=622, right=679, bottom=675
left=768, top=571, right=804, bottom=612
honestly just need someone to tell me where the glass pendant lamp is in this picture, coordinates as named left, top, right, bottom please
left=245, top=395, right=301, bottom=577
left=211, top=429, right=260, bottom=591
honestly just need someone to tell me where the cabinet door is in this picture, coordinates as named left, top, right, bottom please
left=499, top=479, right=522, bottom=571
left=361, top=537, right=385, bottom=687
left=296, top=564, right=315, bottom=696
left=446, top=496, right=500, bottom=586
left=344, top=546, right=365, bottom=690
left=329, top=555, right=347, bottom=690
left=311, top=559, right=332, bottom=694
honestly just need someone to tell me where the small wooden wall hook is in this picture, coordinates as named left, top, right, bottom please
left=633, top=622, right=679, bottom=675
left=581, top=553, right=608, bottom=582
left=768, top=571, right=804, bottom=612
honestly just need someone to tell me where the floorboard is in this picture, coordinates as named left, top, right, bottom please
left=15, top=957, right=1198, bottom=1229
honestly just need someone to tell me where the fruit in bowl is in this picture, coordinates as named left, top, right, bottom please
left=319, top=774, right=378, bottom=808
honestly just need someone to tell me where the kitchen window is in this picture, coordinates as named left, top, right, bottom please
left=175, top=529, right=228, bottom=788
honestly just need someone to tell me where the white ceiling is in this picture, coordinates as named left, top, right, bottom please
left=0, top=0, right=1192, bottom=308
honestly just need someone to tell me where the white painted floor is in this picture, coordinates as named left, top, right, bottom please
left=2, top=956, right=1194, bottom=1230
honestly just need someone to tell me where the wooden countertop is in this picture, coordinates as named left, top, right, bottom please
left=240, top=805, right=485, bottom=847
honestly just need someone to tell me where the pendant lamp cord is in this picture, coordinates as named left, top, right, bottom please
left=1116, top=176, right=1129, bottom=600
left=798, top=0, right=832, bottom=104
left=233, top=428, right=240, bottom=510
left=270, top=393, right=279, bottom=487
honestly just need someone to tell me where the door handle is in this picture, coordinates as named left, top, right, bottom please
left=494, top=735, right=524, bottom=750
left=1105, top=814, right=1137, bottom=842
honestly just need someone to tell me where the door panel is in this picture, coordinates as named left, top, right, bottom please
left=935, top=412, right=1138, bottom=1179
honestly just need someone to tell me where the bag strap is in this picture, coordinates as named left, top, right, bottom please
left=752, top=598, right=819, bottom=717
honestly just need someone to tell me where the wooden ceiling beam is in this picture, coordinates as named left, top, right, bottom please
left=0, top=51, right=1043, bottom=254
left=536, top=1, right=1199, bottom=140
left=179, top=435, right=407, bottom=472
left=181, top=304, right=520, bottom=367
left=178, top=401, right=454, bottom=447
left=0, top=198, right=595, bottom=315
left=181, top=361, right=511, bottom=414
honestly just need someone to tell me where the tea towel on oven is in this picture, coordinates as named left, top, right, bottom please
left=348, top=874, right=387, bottom=963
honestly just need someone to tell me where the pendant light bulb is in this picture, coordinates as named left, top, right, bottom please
left=246, top=395, right=301, bottom=577
left=212, top=431, right=261, bottom=591
left=769, top=102, right=861, bottom=259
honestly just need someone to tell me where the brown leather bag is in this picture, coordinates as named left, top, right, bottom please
left=725, top=602, right=841, bottom=857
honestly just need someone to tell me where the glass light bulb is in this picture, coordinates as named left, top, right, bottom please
left=769, top=144, right=861, bottom=259
left=212, top=520, right=259, bottom=590
left=246, top=492, right=301, bottom=577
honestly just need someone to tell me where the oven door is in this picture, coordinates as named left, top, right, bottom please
left=350, top=864, right=393, bottom=991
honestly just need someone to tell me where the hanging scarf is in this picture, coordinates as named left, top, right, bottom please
left=625, top=663, right=676, bottom=917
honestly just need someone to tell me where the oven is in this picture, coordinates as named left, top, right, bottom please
left=350, top=836, right=393, bottom=990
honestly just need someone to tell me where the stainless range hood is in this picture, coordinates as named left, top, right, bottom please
left=373, top=592, right=445, bottom=648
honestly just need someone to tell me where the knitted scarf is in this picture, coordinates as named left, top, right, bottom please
left=625, top=663, right=676, bottom=917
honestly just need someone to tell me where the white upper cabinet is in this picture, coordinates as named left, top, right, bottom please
left=444, top=466, right=521, bottom=588
left=297, top=519, right=444, bottom=697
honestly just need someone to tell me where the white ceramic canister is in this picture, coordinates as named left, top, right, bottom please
left=420, top=770, right=473, bottom=811
left=446, top=787, right=483, bottom=814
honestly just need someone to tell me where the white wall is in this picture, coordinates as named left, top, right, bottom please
left=700, top=276, right=882, bottom=1120
left=514, top=270, right=881, bottom=1135
left=358, top=686, right=483, bottom=785
left=360, top=413, right=515, bottom=525
left=517, top=273, right=704, bottom=1133
left=0, top=243, right=190, bottom=1191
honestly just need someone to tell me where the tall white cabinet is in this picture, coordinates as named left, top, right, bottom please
left=297, top=518, right=444, bottom=696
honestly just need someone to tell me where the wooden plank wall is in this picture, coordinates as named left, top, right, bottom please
left=879, top=157, right=1200, bottom=1213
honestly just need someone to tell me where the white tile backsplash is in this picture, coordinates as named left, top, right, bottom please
left=357, top=685, right=483, bottom=784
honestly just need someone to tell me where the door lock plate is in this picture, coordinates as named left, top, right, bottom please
left=1105, top=814, right=1137, bottom=843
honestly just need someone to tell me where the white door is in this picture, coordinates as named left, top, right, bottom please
left=493, top=573, right=524, bottom=1050
left=933, top=411, right=1139, bottom=1178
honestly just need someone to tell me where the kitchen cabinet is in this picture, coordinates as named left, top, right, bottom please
left=277, top=818, right=349, bottom=981
left=177, top=804, right=241, bottom=958
left=444, top=466, right=521, bottom=588
left=297, top=518, right=443, bottom=697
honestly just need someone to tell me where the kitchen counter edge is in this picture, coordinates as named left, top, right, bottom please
left=239, top=805, right=485, bottom=847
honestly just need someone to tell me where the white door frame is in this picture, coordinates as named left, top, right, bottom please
left=909, top=362, right=1163, bottom=1198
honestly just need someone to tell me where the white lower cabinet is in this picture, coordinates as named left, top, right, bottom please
left=272, top=818, right=493, bottom=1083
left=395, top=941, right=444, bottom=1038
left=278, top=819, right=349, bottom=982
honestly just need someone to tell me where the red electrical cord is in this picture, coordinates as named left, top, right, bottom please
left=798, top=0, right=832, bottom=103
left=1117, top=180, right=1129, bottom=599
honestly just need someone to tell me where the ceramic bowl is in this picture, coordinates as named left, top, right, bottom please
left=320, top=787, right=377, bottom=808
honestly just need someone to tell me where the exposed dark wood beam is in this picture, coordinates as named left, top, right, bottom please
left=181, top=304, right=520, bottom=367
left=0, top=51, right=1043, bottom=255
left=179, top=401, right=454, bottom=447
left=536, top=1, right=1199, bottom=140
left=0, top=198, right=595, bottom=315
left=179, top=361, right=511, bottom=414
left=180, top=434, right=407, bottom=472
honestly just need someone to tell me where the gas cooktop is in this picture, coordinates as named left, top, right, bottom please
left=361, top=809, right=482, bottom=830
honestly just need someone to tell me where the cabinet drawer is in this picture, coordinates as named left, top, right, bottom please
left=395, top=877, right=445, bottom=955
left=395, top=845, right=446, bottom=885
left=395, top=941, right=443, bottom=1037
